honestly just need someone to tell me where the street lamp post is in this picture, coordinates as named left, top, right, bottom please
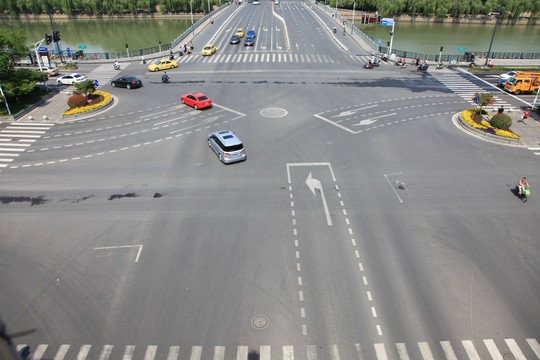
left=485, top=11, right=500, bottom=67
left=190, top=0, right=194, bottom=25
left=47, top=7, right=64, bottom=62
left=350, top=0, right=355, bottom=35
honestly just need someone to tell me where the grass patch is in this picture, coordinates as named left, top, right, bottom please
left=0, top=87, right=51, bottom=116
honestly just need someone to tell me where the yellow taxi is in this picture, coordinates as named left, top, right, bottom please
left=147, top=59, right=178, bottom=72
left=235, top=28, right=245, bottom=38
left=201, top=44, right=217, bottom=56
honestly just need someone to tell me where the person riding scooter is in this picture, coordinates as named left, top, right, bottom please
left=114, top=61, right=120, bottom=70
left=161, top=72, right=170, bottom=83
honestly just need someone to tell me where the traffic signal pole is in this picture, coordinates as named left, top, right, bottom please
left=389, top=21, right=395, bottom=54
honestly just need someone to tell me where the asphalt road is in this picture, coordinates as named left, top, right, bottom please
left=1, top=1, right=539, bottom=359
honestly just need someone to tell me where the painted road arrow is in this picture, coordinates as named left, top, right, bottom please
left=305, top=171, right=332, bottom=226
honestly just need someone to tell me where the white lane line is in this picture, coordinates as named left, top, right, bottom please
left=53, top=344, right=70, bottom=360
left=237, top=345, right=248, bottom=360
left=374, top=343, right=388, bottom=360
left=143, top=345, right=157, bottom=360
left=123, top=345, right=135, bottom=360
left=190, top=345, right=202, bottom=360
left=166, top=346, right=180, bottom=360
left=76, top=345, right=92, bottom=360
left=440, top=341, right=458, bottom=360
left=283, top=345, right=294, bottom=360
left=526, top=338, right=540, bottom=358
left=98, top=345, right=113, bottom=360
left=505, top=339, right=527, bottom=360
left=461, top=340, right=481, bottom=360
left=396, top=343, right=410, bottom=360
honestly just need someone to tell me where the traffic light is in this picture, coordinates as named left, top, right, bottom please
left=52, top=30, right=60, bottom=42
left=361, top=15, right=365, bottom=24
left=45, top=33, right=52, bottom=45
left=387, top=41, right=390, bottom=47
left=440, top=46, right=444, bottom=52
left=365, top=14, right=370, bottom=23
left=377, top=15, right=382, bottom=24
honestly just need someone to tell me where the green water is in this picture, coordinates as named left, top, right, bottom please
left=2, top=17, right=540, bottom=54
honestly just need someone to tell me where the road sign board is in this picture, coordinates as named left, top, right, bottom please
left=377, top=39, right=382, bottom=44
left=382, top=18, right=394, bottom=26
left=78, top=45, right=87, bottom=49
left=38, top=46, right=47, bottom=52
left=457, top=47, right=467, bottom=51
left=66, top=47, right=71, bottom=56
left=94, top=80, right=99, bottom=87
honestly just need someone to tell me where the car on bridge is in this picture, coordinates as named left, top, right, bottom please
left=235, top=28, right=245, bottom=37
left=230, top=35, right=241, bottom=45
left=244, top=36, right=255, bottom=46
left=201, top=44, right=217, bottom=56
left=148, top=59, right=178, bottom=72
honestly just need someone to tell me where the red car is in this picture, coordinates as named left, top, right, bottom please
left=180, top=93, right=212, bottom=110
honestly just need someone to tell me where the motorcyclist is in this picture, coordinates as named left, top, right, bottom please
left=333, top=27, right=337, bottom=33
left=162, top=72, right=170, bottom=83
left=114, top=61, right=120, bottom=70
left=518, top=177, right=529, bottom=196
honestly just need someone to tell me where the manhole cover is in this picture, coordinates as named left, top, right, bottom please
left=251, top=315, right=268, bottom=329
left=260, top=107, right=288, bottom=118
left=502, top=352, right=515, bottom=360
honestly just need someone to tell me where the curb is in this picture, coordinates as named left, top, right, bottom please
left=453, top=112, right=523, bottom=147
left=59, top=94, right=116, bottom=123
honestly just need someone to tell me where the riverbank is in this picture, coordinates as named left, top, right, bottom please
left=336, top=12, right=538, bottom=26
left=0, top=13, right=204, bottom=21
left=2, top=11, right=538, bottom=25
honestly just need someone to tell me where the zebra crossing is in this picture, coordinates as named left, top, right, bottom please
left=0, top=122, right=54, bottom=170
left=15, top=338, right=540, bottom=360
left=86, top=62, right=131, bottom=86
left=172, top=52, right=376, bottom=66
left=429, top=70, right=515, bottom=112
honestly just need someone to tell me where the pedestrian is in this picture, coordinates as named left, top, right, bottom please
left=498, top=105, right=504, bottom=114
left=520, top=109, right=530, bottom=124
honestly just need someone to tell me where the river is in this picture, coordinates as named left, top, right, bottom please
left=1, top=15, right=540, bottom=55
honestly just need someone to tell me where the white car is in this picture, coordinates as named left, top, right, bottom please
left=497, top=71, right=518, bottom=86
left=57, top=73, right=86, bottom=85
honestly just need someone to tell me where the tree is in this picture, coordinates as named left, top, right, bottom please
left=73, top=79, right=96, bottom=97
left=0, top=29, right=30, bottom=74
left=0, top=68, right=45, bottom=103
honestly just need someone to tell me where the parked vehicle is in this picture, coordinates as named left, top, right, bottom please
left=504, top=72, right=540, bottom=95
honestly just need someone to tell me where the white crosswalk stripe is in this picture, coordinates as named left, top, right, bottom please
left=173, top=52, right=376, bottom=66
left=0, top=122, right=54, bottom=170
left=86, top=63, right=131, bottom=85
left=430, top=71, right=514, bottom=111
left=14, top=338, right=540, bottom=360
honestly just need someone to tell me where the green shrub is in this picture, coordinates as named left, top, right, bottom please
left=490, top=113, right=512, bottom=130
left=67, top=93, right=88, bottom=108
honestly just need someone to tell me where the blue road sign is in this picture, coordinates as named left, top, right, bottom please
left=457, top=47, right=467, bottom=51
left=66, top=47, right=71, bottom=57
left=475, top=95, right=479, bottom=104
left=38, top=46, right=47, bottom=52
left=377, top=39, right=382, bottom=44
left=382, top=18, right=394, bottom=26
left=94, top=80, right=99, bottom=87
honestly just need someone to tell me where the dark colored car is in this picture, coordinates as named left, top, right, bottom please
left=230, top=35, right=240, bottom=45
left=111, top=76, right=143, bottom=89
left=244, top=36, right=255, bottom=46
